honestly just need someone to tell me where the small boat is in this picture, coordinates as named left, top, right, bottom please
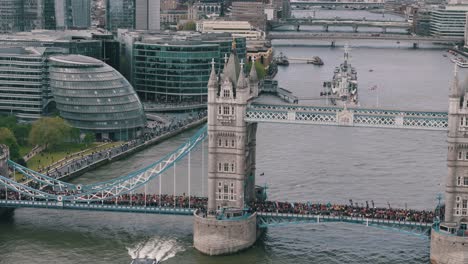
left=443, top=54, right=448, bottom=57
left=131, top=258, right=159, bottom=264
left=369, top=69, right=374, bottom=72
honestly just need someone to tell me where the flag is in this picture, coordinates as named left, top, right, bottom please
left=369, top=85, right=377, bottom=91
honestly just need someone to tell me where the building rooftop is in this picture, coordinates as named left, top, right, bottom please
left=49, top=55, right=103, bottom=66
left=0, top=29, right=112, bottom=43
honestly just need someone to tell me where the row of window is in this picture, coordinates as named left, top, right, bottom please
left=454, top=196, right=468, bottom=216
left=218, top=138, right=236, bottom=148
left=218, top=105, right=235, bottom=116
left=215, top=181, right=237, bottom=201
left=457, top=177, right=468, bottom=186
left=218, top=162, right=236, bottom=173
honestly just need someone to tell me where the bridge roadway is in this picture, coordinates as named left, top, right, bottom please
left=291, top=1, right=384, bottom=7
left=267, top=32, right=464, bottom=43
left=270, top=18, right=411, bottom=30
left=0, top=199, right=432, bottom=233
left=245, top=103, right=448, bottom=130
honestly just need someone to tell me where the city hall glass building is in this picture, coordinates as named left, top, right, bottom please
left=132, top=34, right=246, bottom=103
left=49, top=55, right=146, bottom=140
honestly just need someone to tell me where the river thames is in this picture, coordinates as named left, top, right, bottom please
left=0, top=10, right=459, bottom=264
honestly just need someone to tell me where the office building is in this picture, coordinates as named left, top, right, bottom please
left=430, top=5, right=468, bottom=37
left=136, top=0, right=160, bottom=30
left=106, top=0, right=135, bottom=33
left=231, top=2, right=266, bottom=31
left=49, top=55, right=146, bottom=140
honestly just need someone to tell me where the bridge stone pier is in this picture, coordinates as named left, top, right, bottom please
left=430, top=66, right=468, bottom=264
left=193, top=44, right=261, bottom=255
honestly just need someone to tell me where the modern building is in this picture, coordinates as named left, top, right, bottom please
left=231, top=2, right=266, bottom=31
left=106, top=0, right=136, bottom=33
left=0, top=30, right=121, bottom=69
left=118, top=30, right=246, bottom=104
left=48, top=55, right=146, bottom=140
left=413, top=8, right=432, bottom=36
left=160, top=9, right=188, bottom=25
left=188, top=1, right=222, bottom=20
left=0, top=0, right=25, bottom=33
left=69, top=0, right=91, bottom=28
left=135, top=0, right=161, bottom=30
left=430, top=5, right=468, bottom=37
left=0, top=47, right=52, bottom=121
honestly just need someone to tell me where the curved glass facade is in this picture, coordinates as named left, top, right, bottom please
left=133, top=36, right=246, bottom=104
left=49, top=55, right=146, bottom=140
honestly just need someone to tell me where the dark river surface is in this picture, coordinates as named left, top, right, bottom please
left=0, top=10, right=461, bottom=264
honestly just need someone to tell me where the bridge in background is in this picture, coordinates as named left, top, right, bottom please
left=290, top=0, right=384, bottom=8
left=269, top=18, right=411, bottom=33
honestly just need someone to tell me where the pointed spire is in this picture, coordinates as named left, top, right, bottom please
left=224, top=53, right=228, bottom=65
left=249, top=56, right=258, bottom=83
left=237, top=59, right=248, bottom=89
left=208, top=58, right=218, bottom=88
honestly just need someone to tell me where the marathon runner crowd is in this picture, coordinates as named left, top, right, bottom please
left=0, top=189, right=438, bottom=224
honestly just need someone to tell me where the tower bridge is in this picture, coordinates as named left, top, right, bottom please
left=0, top=45, right=466, bottom=263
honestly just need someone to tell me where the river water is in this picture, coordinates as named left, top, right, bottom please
left=0, top=10, right=461, bottom=264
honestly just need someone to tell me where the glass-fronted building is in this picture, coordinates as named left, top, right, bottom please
left=0, top=47, right=50, bottom=121
left=131, top=33, right=246, bottom=103
left=106, top=0, right=135, bottom=33
left=49, top=55, right=146, bottom=140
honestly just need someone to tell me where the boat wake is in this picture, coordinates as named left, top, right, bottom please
left=127, top=237, right=185, bottom=262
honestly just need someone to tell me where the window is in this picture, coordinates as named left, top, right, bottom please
left=231, top=106, right=235, bottom=114
left=225, top=140, right=228, bottom=147
left=457, top=196, right=461, bottom=202
left=231, top=163, right=235, bottom=172
left=461, top=117, right=465, bottom=126
left=464, top=177, right=468, bottom=186
left=231, top=140, right=235, bottom=147
left=463, top=199, right=467, bottom=209
left=458, top=177, right=462, bottom=186
left=223, top=89, right=230, bottom=98
left=218, top=182, right=222, bottom=187
left=218, top=138, right=222, bottom=146
left=223, top=106, right=230, bottom=115
left=465, top=151, right=468, bottom=160
left=224, top=163, right=229, bottom=172
left=218, top=106, right=222, bottom=115
left=218, top=163, right=222, bottom=171
left=459, top=151, right=463, bottom=160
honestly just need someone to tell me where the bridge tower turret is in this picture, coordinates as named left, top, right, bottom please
left=194, top=41, right=260, bottom=256
left=431, top=64, right=468, bottom=264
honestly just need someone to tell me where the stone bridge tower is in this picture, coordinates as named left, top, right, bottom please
left=431, top=65, right=468, bottom=264
left=193, top=43, right=260, bottom=255
left=0, top=145, right=9, bottom=178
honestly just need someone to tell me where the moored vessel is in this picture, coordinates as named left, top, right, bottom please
left=321, top=45, right=358, bottom=106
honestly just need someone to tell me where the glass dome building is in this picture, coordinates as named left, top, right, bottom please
left=49, top=55, right=146, bottom=141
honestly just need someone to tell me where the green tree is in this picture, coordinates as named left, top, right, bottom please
left=28, top=117, right=72, bottom=150
left=69, top=127, right=81, bottom=143
left=0, top=127, right=20, bottom=161
left=246, top=61, right=267, bottom=80
left=0, top=115, right=17, bottom=129
left=83, top=133, right=96, bottom=147
left=182, top=21, right=196, bottom=31
left=13, top=124, right=31, bottom=146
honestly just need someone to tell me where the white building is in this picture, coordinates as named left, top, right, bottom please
left=430, top=5, right=468, bottom=37
left=196, top=20, right=264, bottom=40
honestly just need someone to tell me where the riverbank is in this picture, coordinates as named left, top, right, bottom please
left=59, top=117, right=206, bottom=182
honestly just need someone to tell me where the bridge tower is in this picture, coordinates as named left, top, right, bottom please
left=431, top=65, right=468, bottom=264
left=193, top=43, right=260, bottom=255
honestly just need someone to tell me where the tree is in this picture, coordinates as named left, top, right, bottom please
left=0, top=127, right=20, bottom=161
left=83, top=133, right=96, bottom=147
left=29, top=117, right=72, bottom=150
left=0, top=115, right=17, bottom=129
left=246, top=61, right=267, bottom=80
left=13, top=124, right=31, bottom=146
left=182, top=21, right=196, bottom=31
